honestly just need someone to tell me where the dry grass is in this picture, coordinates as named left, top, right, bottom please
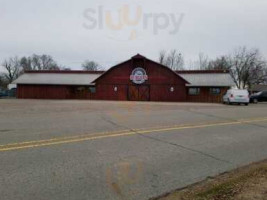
left=154, top=160, right=267, bottom=200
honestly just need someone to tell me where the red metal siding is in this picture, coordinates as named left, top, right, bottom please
left=186, top=87, right=229, bottom=103
left=17, top=85, right=89, bottom=99
left=16, top=56, right=230, bottom=103
left=91, top=84, right=128, bottom=101
left=150, top=85, right=187, bottom=102
left=93, top=58, right=188, bottom=102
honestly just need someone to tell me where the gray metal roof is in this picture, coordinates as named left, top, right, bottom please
left=13, top=73, right=101, bottom=85
left=13, top=72, right=235, bottom=87
left=178, top=73, right=235, bottom=87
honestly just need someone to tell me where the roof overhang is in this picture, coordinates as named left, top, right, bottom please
left=13, top=73, right=101, bottom=86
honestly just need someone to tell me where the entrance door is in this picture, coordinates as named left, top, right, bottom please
left=139, top=86, right=150, bottom=101
left=128, top=85, right=150, bottom=101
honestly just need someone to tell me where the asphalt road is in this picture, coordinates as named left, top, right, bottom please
left=1, top=100, right=267, bottom=200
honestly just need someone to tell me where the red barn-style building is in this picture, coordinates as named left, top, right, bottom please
left=14, top=54, right=234, bottom=102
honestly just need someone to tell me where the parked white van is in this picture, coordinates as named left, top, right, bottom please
left=223, top=89, right=249, bottom=105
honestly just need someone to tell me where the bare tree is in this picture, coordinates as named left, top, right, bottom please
left=207, top=47, right=267, bottom=89
left=159, top=50, right=166, bottom=65
left=1, top=54, right=62, bottom=84
left=248, top=64, right=267, bottom=86
left=227, top=47, right=267, bottom=89
left=207, top=56, right=230, bottom=70
left=158, top=49, right=184, bottom=70
left=197, top=53, right=209, bottom=70
left=1, top=57, right=21, bottom=84
left=82, top=60, right=101, bottom=71
left=0, top=74, right=6, bottom=88
left=20, top=54, right=60, bottom=71
left=20, top=56, right=32, bottom=71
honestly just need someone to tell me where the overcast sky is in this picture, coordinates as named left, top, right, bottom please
left=1, top=0, right=267, bottom=72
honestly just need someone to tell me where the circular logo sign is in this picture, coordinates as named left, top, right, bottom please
left=130, top=68, right=148, bottom=84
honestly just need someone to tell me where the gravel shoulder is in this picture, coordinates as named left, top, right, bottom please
left=155, top=160, right=267, bottom=200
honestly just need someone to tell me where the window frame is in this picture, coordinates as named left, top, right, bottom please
left=89, top=86, right=96, bottom=94
left=209, top=88, right=221, bottom=95
left=188, top=88, right=200, bottom=96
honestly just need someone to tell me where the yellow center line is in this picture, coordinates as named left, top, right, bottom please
left=1, top=117, right=267, bottom=152
left=0, top=129, right=130, bottom=148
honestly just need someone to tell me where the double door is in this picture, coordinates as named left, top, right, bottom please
left=128, top=85, right=150, bottom=101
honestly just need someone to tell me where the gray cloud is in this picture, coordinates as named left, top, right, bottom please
left=1, top=0, right=267, bottom=71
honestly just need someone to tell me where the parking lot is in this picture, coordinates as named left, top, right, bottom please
left=1, top=100, right=267, bottom=200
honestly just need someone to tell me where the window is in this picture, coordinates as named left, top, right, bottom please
left=77, top=87, right=85, bottom=91
left=262, top=91, right=267, bottom=97
left=89, top=87, right=96, bottom=93
left=189, top=88, right=200, bottom=95
left=210, top=88, right=221, bottom=95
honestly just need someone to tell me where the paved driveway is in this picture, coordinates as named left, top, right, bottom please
left=1, top=100, right=267, bottom=200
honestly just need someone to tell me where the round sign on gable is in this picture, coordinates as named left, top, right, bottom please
left=130, top=68, right=148, bottom=84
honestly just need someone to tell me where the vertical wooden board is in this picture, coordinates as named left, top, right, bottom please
left=150, top=85, right=187, bottom=102
left=94, top=58, right=187, bottom=102
left=138, top=85, right=150, bottom=101
left=187, top=87, right=229, bottom=103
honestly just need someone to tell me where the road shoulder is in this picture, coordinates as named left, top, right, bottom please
left=154, top=160, right=267, bottom=200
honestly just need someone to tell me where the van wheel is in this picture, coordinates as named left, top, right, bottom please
left=227, top=99, right=232, bottom=105
left=245, top=103, right=249, bottom=106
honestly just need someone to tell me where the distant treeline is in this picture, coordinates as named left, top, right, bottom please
left=1, top=46, right=267, bottom=89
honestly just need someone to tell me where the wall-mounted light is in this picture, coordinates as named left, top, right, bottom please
left=170, top=87, right=174, bottom=92
left=114, top=86, right=118, bottom=92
